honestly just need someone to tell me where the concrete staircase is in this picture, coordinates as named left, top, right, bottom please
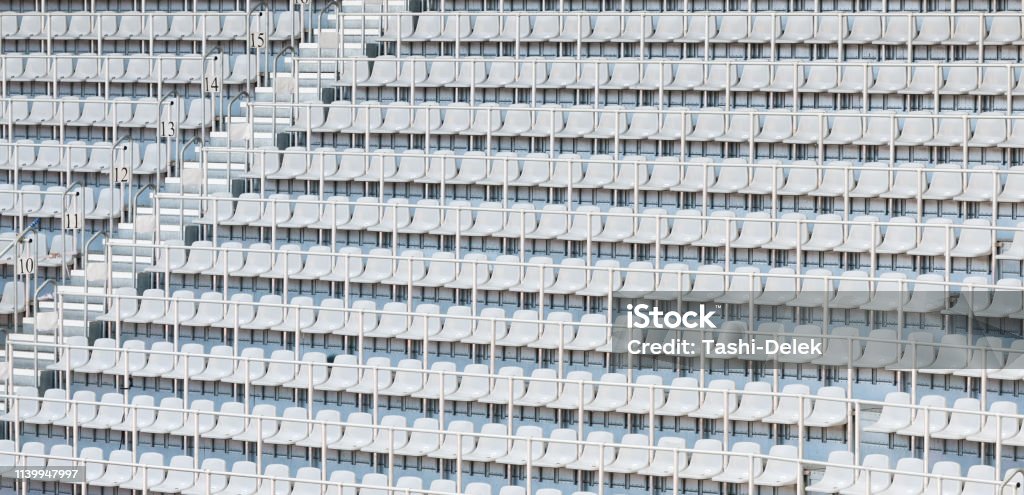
left=1, top=0, right=391, bottom=400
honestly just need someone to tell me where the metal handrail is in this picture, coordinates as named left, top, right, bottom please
left=193, top=143, right=1024, bottom=177
left=0, top=226, right=39, bottom=336
left=29, top=279, right=56, bottom=382
left=178, top=136, right=203, bottom=173
left=201, top=47, right=225, bottom=143
left=242, top=97, right=1024, bottom=122
left=110, top=136, right=135, bottom=157
left=130, top=183, right=156, bottom=277
left=271, top=44, right=297, bottom=139
left=111, top=136, right=135, bottom=223
left=369, top=10, right=1024, bottom=19
left=60, top=180, right=83, bottom=278
left=0, top=185, right=94, bottom=201
left=36, top=74, right=1015, bottom=122
left=155, top=89, right=180, bottom=194
left=247, top=2, right=269, bottom=88
left=81, top=230, right=108, bottom=333
left=0, top=93, right=211, bottom=106
left=30, top=279, right=55, bottom=314
left=226, top=89, right=251, bottom=143
left=1000, top=468, right=1024, bottom=495
left=251, top=53, right=1024, bottom=70
left=0, top=227, right=38, bottom=262
left=318, top=0, right=341, bottom=35
left=83, top=231, right=108, bottom=260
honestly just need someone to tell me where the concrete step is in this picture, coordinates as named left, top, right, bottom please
left=180, top=160, right=248, bottom=172
left=134, top=206, right=202, bottom=219
left=163, top=175, right=231, bottom=189
left=68, top=267, right=136, bottom=283
left=57, top=285, right=119, bottom=296
left=38, top=300, right=105, bottom=312
left=8, top=332, right=57, bottom=343
left=9, top=333, right=58, bottom=369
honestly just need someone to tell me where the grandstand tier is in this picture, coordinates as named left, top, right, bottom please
left=1, top=1, right=1024, bottom=494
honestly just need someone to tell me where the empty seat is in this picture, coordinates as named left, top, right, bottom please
left=837, top=454, right=891, bottom=495
left=807, top=451, right=857, bottom=493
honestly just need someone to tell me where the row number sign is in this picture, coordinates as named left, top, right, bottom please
left=160, top=120, right=177, bottom=138
left=205, top=74, right=221, bottom=94
left=64, top=211, right=82, bottom=230
left=250, top=31, right=266, bottom=48
left=16, top=242, right=34, bottom=275
left=114, top=164, right=132, bottom=184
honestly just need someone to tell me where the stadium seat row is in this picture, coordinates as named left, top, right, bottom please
left=242, top=149, right=1024, bottom=203
left=3, top=55, right=256, bottom=86
left=2, top=97, right=215, bottom=130
left=13, top=378, right=1024, bottom=447
left=76, top=308, right=1024, bottom=376
left=332, top=57, right=1024, bottom=96
left=379, top=13, right=1024, bottom=48
left=282, top=101, right=1024, bottom=149
left=143, top=244, right=1016, bottom=311
left=0, top=439, right=466, bottom=495
left=0, top=185, right=124, bottom=220
left=0, top=140, right=169, bottom=174
left=0, top=232, right=77, bottom=267
left=0, top=439, right=897, bottom=495
left=198, top=197, right=1003, bottom=258
left=0, top=11, right=300, bottom=41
